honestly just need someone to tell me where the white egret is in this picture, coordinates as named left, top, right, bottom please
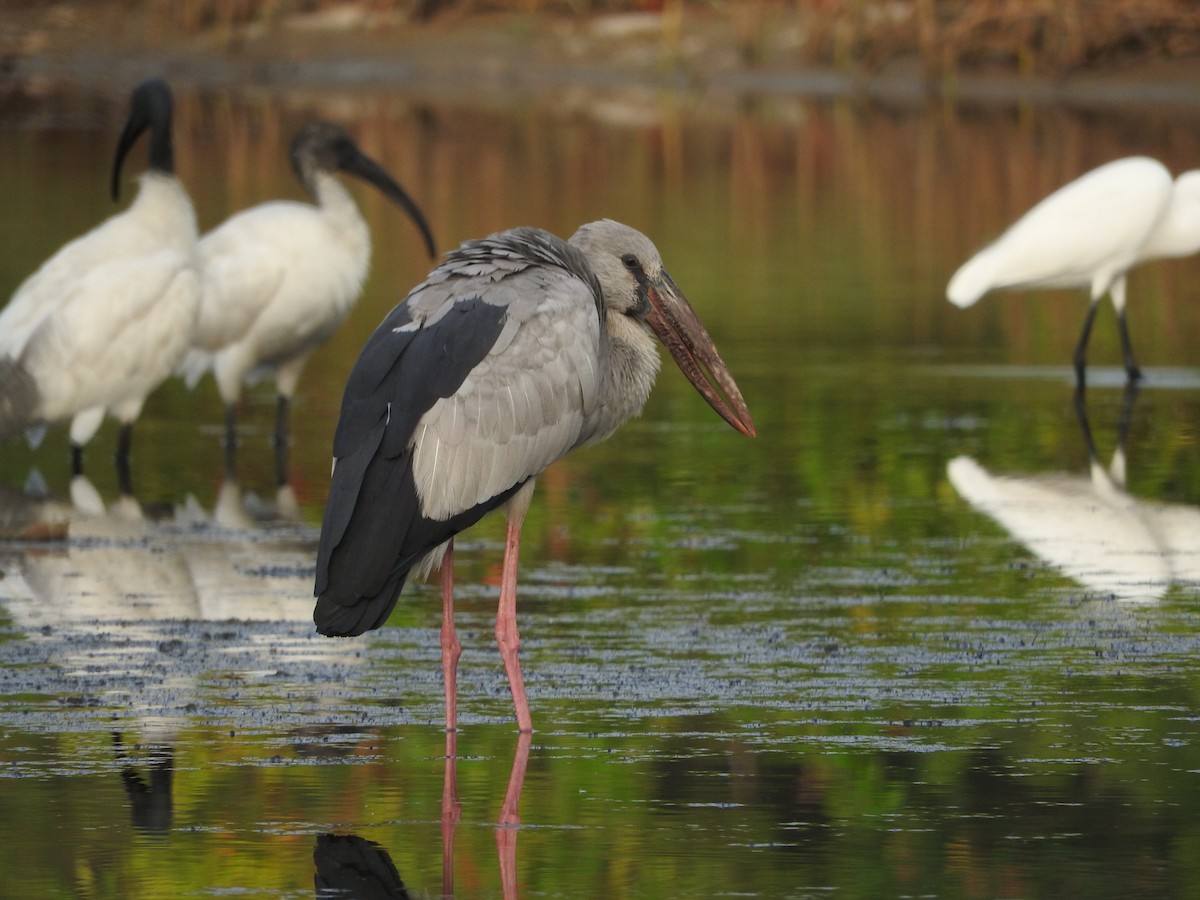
left=947, top=156, right=1200, bottom=385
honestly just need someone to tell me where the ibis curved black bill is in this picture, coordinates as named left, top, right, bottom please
left=111, top=78, right=175, bottom=203
left=341, top=149, right=437, bottom=261
left=646, top=274, right=756, bottom=438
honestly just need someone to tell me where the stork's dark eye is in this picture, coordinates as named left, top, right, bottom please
left=621, top=254, right=640, bottom=272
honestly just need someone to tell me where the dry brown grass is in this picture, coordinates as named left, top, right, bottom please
left=770, top=0, right=1200, bottom=75
left=147, top=0, right=1200, bottom=75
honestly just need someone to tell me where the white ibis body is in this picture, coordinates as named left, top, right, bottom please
left=180, top=122, right=435, bottom=482
left=947, top=156, right=1200, bottom=385
left=0, top=79, right=199, bottom=484
left=314, top=220, right=756, bottom=732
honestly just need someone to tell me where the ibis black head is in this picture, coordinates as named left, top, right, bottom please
left=111, top=78, right=176, bottom=203
left=290, top=121, right=437, bottom=260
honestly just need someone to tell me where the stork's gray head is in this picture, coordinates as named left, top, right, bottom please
left=570, top=219, right=665, bottom=319
left=569, top=219, right=756, bottom=438
left=289, top=122, right=436, bottom=259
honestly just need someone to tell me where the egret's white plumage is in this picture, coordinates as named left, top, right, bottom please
left=949, top=450, right=1200, bottom=601
left=949, top=386, right=1200, bottom=601
left=313, top=219, right=757, bottom=732
left=180, top=122, right=434, bottom=481
left=0, top=79, right=199, bottom=481
left=947, top=156, right=1200, bottom=383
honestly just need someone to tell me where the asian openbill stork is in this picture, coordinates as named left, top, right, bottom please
left=180, top=121, right=435, bottom=483
left=0, top=78, right=199, bottom=488
left=314, top=220, right=756, bottom=732
left=947, top=156, right=1200, bottom=387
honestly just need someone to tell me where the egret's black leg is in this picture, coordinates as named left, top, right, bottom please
left=1118, top=379, right=1141, bottom=448
left=71, top=444, right=84, bottom=476
left=1072, top=385, right=1096, bottom=458
left=1116, top=311, right=1143, bottom=383
left=1073, top=299, right=1103, bottom=390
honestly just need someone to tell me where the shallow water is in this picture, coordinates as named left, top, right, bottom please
left=2, top=77, right=1200, bottom=897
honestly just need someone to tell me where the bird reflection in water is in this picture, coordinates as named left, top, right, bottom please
left=314, top=733, right=532, bottom=899
left=314, top=833, right=409, bottom=899
left=494, top=732, right=532, bottom=899
left=441, top=731, right=531, bottom=898
left=0, top=472, right=315, bottom=627
left=113, top=732, right=174, bottom=836
left=949, top=383, right=1200, bottom=601
left=0, top=471, right=354, bottom=847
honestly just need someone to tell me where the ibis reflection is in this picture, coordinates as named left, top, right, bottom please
left=0, top=473, right=363, bottom=837
left=949, top=385, right=1200, bottom=601
left=0, top=473, right=315, bottom=628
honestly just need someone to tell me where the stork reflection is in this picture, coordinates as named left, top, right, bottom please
left=313, top=832, right=409, bottom=899
left=445, top=730, right=530, bottom=899
left=315, top=733, right=531, bottom=899
left=113, top=732, right=173, bottom=835
left=949, top=384, right=1200, bottom=601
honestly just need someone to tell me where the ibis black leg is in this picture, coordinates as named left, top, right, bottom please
left=223, top=404, right=237, bottom=477
left=116, top=424, right=134, bottom=496
left=274, top=395, right=290, bottom=487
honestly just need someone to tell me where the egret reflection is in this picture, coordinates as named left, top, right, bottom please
left=949, top=385, right=1200, bottom=601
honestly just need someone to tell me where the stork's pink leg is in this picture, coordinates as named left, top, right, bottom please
left=496, top=514, right=533, bottom=733
left=440, top=540, right=461, bottom=732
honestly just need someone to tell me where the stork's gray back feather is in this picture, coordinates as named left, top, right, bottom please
left=401, top=228, right=606, bottom=520
left=409, top=227, right=602, bottom=318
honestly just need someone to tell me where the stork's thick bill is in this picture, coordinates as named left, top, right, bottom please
left=645, top=275, right=756, bottom=438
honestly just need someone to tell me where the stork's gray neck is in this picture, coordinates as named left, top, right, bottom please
left=579, top=315, right=660, bottom=448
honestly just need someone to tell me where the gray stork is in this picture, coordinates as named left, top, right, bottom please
left=314, top=219, right=756, bottom=732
